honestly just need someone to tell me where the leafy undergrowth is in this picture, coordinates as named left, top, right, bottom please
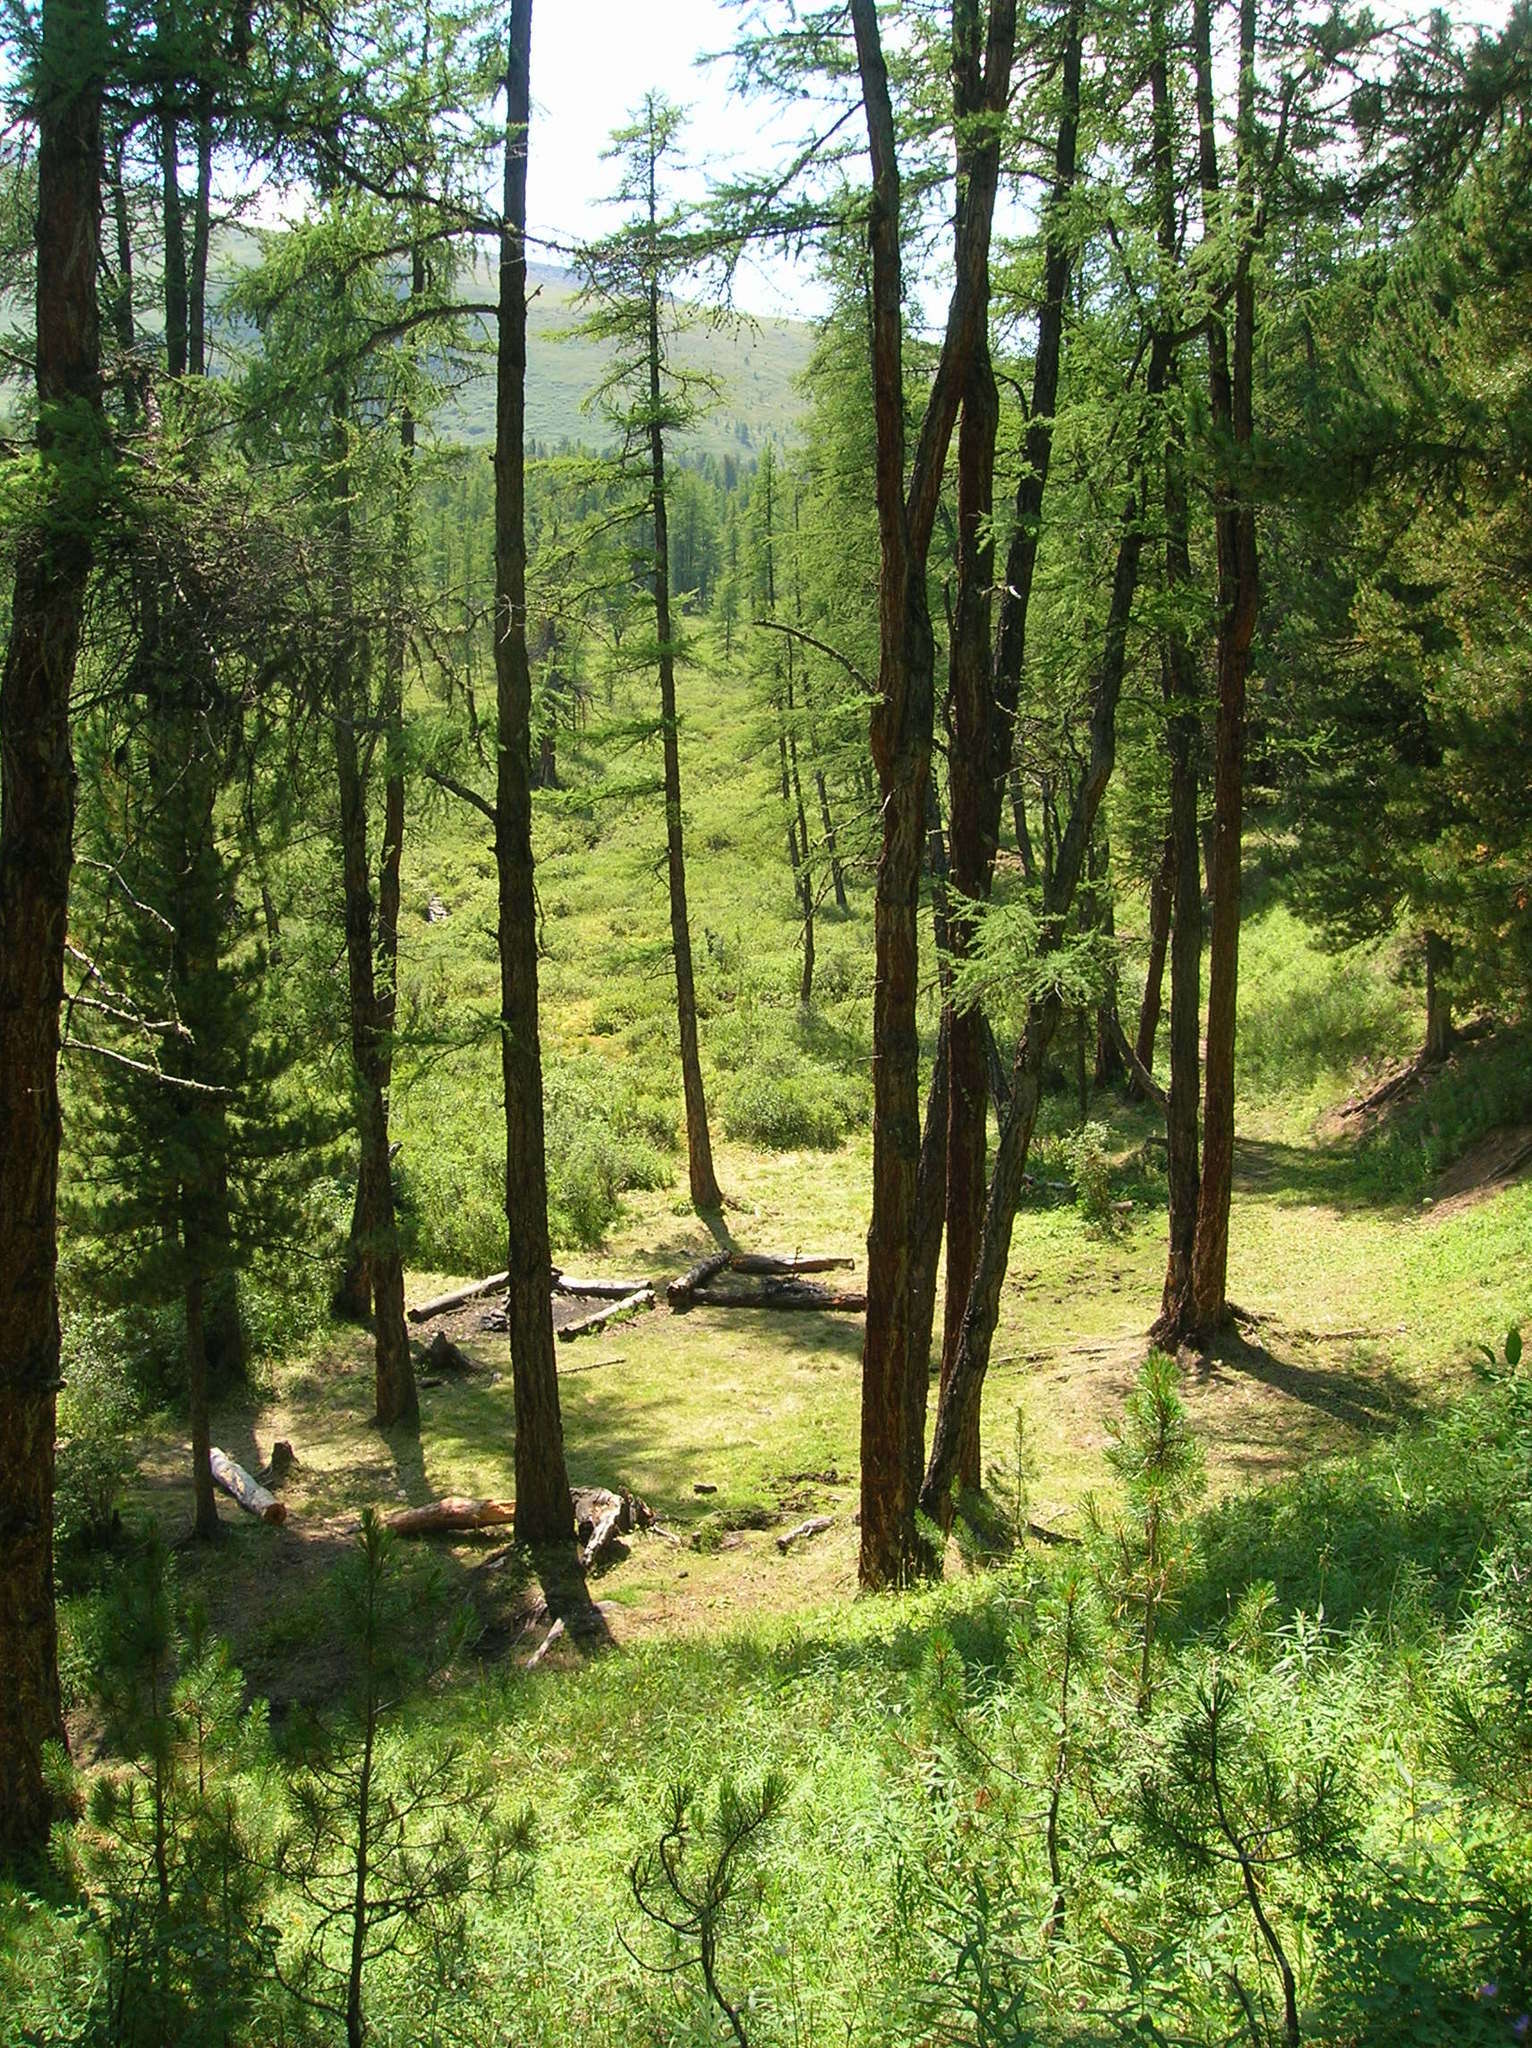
left=13, top=1352, right=1532, bottom=2047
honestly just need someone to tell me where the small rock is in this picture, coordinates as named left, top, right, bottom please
left=693, top=1480, right=717, bottom=1495
left=427, top=893, right=448, bottom=924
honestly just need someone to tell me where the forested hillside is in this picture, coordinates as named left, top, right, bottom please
left=1, top=1, right=1529, bottom=2044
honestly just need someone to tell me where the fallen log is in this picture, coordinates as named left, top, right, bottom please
left=387, top=1495, right=516, bottom=1536
left=727, top=1252, right=855, bottom=1276
left=666, top=1250, right=731, bottom=1310
left=210, top=1448, right=287, bottom=1525
left=557, top=1286, right=654, bottom=1343
left=777, top=1514, right=833, bottom=1554
left=407, top=1271, right=509, bottom=1324
left=554, top=1274, right=652, bottom=1299
left=692, top=1285, right=867, bottom=1313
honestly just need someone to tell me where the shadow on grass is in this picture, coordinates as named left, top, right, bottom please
left=1186, top=1323, right=1423, bottom=1439
left=1178, top=1376, right=1529, bottom=1637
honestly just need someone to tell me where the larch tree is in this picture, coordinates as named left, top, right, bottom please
left=576, top=93, right=723, bottom=1213
left=847, top=0, right=1016, bottom=1587
left=0, top=0, right=107, bottom=1861
left=496, top=0, right=574, bottom=1545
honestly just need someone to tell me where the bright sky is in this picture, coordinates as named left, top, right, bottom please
left=523, top=0, right=836, bottom=320
left=519, top=0, right=1516, bottom=325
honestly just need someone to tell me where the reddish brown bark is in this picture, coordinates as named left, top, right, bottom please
left=1148, top=0, right=1203, bottom=1340
left=921, top=329, right=1173, bottom=1532
left=919, top=0, right=1083, bottom=1530
left=0, top=0, right=104, bottom=1862
left=851, top=0, right=1016, bottom=1588
left=1188, top=0, right=1259, bottom=1335
left=497, top=0, right=574, bottom=1546
left=1135, top=832, right=1174, bottom=1081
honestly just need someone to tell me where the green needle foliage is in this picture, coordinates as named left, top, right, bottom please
left=1098, top=1348, right=1207, bottom=1714
left=271, top=1510, right=528, bottom=2048
left=626, top=1771, right=787, bottom=2048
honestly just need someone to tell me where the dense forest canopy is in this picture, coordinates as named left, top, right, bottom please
left=0, top=0, right=1529, bottom=2042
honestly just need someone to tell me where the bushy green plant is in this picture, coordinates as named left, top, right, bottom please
left=51, top=1538, right=274, bottom=2047
left=272, top=1511, right=528, bottom=2048
left=1061, top=1119, right=1120, bottom=1233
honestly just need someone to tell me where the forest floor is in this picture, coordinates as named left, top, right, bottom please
left=122, top=1062, right=1532, bottom=1720
left=89, top=629, right=1532, bottom=1720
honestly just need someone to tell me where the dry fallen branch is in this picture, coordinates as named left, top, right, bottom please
left=727, top=1251, right=855, bottom=1276
left=666, top=1251, right=731, bottom=1310
left=777, top=1514, right=834, bottom=1554
left=554, top=1273, right=652, bottom=1299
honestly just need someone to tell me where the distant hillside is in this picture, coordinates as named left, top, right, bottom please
left=443, top=262, right=814, bottom=460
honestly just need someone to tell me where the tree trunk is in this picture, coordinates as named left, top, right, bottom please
left=649, top=270, right=720, bottom=1208
left=1148, top=0, right=1204, bottom=1341
left=335, top=699, right=416, bottom=1431
left=921, top=356, right=1168, bottom=1531
left=851, top=0, right=1015, bottom=1587
left=1135, top=831, right=1174, bottom=1080
left=1188, top=0, right=1259, bottom=1336
left=498, top=0, right=574, bottom=1546
left=1091, top=843, right=1125, bottom=1090
left=921, top=0, right=1081, bottom=1530
left=183, top=1254, right=219, bottom=1540
left=0, top=0, right=103, bottom=1861
left=1424, top=929, right=1454, bottom=1060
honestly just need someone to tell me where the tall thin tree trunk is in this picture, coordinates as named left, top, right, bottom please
left=921, top=362, right=1169, bottom=1530
left=0, top=0, right=104, bottom=1861
left=852, top=0, right=1015, bottom=1586
left=183, top=1247, right=219, bottom=1540
left=498, top=0, right=574, bottom=1545
left=1148, top=0, right=1203, bottom=1339
left=1135, top=831, right=1174, bottom=1079
left=924, top=0, right=1081, bottom=1523
left=335, top=687, right=416, bottom=1431
left=1188, top=0, right=1259, bottom=1334
left=188, top=86, right=212, bottom=378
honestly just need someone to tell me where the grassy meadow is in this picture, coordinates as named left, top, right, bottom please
left=19, top=613, right=1532, bottom=2048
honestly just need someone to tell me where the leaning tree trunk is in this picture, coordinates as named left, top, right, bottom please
left=497, top=0, right=574, bottom=1545
left=921, top=365, right=1169, bottom=1532
left=938, top=0, right=1082, bottom=1511
left=1188, top=0, right=1259, bottom=1336
left=849, top=0, right=1015, bottom=1589
left=0, top=0, right=104, bottom=1863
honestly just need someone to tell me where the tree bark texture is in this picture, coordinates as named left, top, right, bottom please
left=850, top=0, right=1015, bottom=1589
left=335, top=699, right=416, bottom=1430
left=1148, top=0, right=1204, bottom=1339
left=497, top=0, right=574, bottom=1546
left=936, top=0, right=1082, bottom=1498
left=0, top=0, right=104, bottom=1863
left=921, top=350, right=1169, bottom=1531
left=1189, top=0, right=1259, bottom=1334
left=1135, top=831, right=1174, bottom=1080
